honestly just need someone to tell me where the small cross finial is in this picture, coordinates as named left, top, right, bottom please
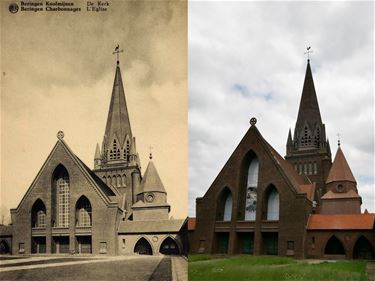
left=304, top=46, right=313, bottom=61
left=113, top=44, right=124, bottom=65
left=57, top=131, right=64, bottom=140
left=337, top=133, right=341, bottom=147
left=149, top=145, right=153, bottom=159
left=250, top=117, right=257, bottom=126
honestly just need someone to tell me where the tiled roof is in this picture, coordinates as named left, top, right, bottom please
left=188, top=217, right=196, bottom=231
left=307, top=214, right=375, bottom=230
left=326, top=147, right=356, bottom=184
left=299, top=184, right=316, bottom=201
left=118, top=219, right=185, bottom=233
left=139, top=160, right=166, bottom=194
left=261, top=134, right=313, bottom=198
left=321, top=189, right=360, bottom=200
left=75, top=156, right=117, bottom=197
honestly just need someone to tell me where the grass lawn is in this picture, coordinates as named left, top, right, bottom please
left=188, top=255, right=367, bottom=281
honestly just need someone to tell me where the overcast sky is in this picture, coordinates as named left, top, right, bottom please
left=188, top=1, right=374, bottom=216
left=1, top=2, right=187, bottom=220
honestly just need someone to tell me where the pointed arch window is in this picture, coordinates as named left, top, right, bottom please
left=76, top=196, right=92, bottom=227
left=53, top=166, right=70, bottom=228
left=301, top=125, right=313, bottom=147
left=57, top=175, right=69, bottom=227
left=31, top=199, right=46, bottom=228
left=314, top=127, right=320, bottom=147
left=109, top=139, right=121, bottom=160
left=126, top=139, right=130, bottom=158
left=266, top=187, right=279, bottom=220
left=121, top=174, right=126, bottom=186
left=217, top=188, right=233, bottom=221
left=245, top=158, right=259, bottom=221
left=223, top=193, right=232, bottom=221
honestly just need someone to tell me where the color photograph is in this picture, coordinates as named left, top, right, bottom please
left=188, top=1, right=374, bottom=281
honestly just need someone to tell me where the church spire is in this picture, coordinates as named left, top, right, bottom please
left=295, top=60, right=322, bottom=131
left=285, top=55, right=332, bottom=200
left=96, top=47, right=139, bottom=168
left=104, top=63, right=132, bottom=144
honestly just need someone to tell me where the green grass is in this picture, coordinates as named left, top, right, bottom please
left=188, top=255, right=367, bottom=281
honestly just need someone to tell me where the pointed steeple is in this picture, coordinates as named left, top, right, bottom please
left=92, top=51, right=141, bottom=209
left=139, top=159, right=166, bottom=194
left=286, top=128, right=293, bottom=154
left=96, top=60, right=139, bottom=168
left=94, top=143, right=101, bottom=169
left=287, top=128, right=293, bottom=145
left=295, top=60, right=322, bottom=130
left=285, top=57, right=332, bottom=201
left=104, top=64, right=132, bottom=145
left=94, top=143, right=101, bottom=159
left=326, top=147, right=356, bottom=184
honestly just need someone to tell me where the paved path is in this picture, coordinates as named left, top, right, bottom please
left=171, top=256, right=187, bottom=281
left=367, top=261, right=375, bottom=281
left=0, top=255, right=172, bottom=281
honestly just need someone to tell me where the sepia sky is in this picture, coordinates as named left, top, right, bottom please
left=188, top=1, right=374, bottom=216
left=1, top=1, right=187, bottom=220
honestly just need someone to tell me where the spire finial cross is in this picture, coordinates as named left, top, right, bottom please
left=304, top=46, right=313, bottom=61
left=337, top=133, right=341, bottom=147
left=113, top=44, right=124, bottom=65
left=149, top=145, right=153, bottom=159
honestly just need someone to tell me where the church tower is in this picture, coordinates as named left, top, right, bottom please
left=285, top=59, right=332, bottom=200
left=93, top=57, right=141, bottom=210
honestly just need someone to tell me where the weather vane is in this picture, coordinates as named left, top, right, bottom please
left=113, top=44, right=124, bottom=65
left=304, top=46, right=313, bottom=61
left=149, top=145, right=153, bottom=159
left=337, top=133, right=341, bottom=147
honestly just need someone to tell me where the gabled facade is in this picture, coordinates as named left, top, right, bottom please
left=1, top=56, right=187, bottom=256
left=192, top=121, right=314, bottom=258
left=10, top=137, right=120, bottom=255
left=190, top=59, right=375, bottom=259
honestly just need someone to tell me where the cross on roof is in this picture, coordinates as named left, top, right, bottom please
left=113, top=44, right=124, bottom=65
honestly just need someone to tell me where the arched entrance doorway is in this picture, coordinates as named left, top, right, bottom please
left=353, top=236, right=375, bottom=259
left=134, top=238, right=153, bottom=255
left=159, top=237, right=180, bottom=255
left=0, top=240, right=10, bottom=254
left=324, top=236, right=345, bottom=255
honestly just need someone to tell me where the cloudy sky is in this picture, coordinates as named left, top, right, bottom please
left=189, top=1, right=374, bottom=216
left=1, top=1, right=187, bottom=220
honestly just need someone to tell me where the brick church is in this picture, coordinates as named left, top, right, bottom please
left=0, top=54, right=187, bottom=256
left=189, top=59, right=375, bottom=259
